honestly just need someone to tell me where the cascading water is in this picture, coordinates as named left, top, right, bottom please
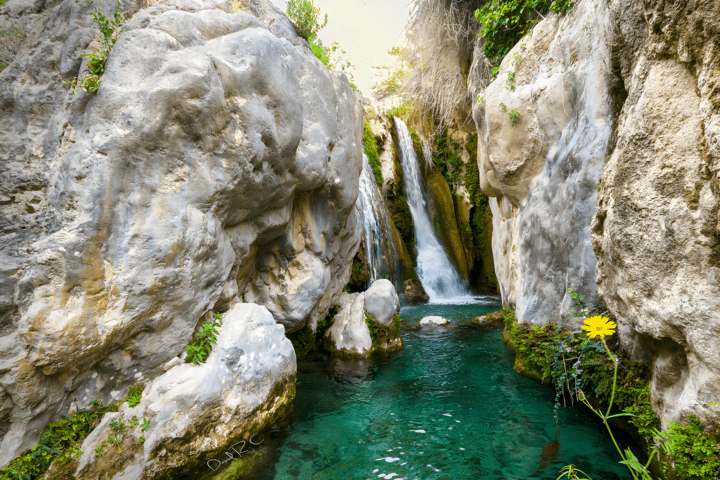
left=394, top=117, right=473, bottom=302
left=356, top=153, right=399, bottom=284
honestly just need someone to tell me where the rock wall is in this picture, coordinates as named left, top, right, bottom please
left=474, top=0, right=720, bottom=421
left=474, top=0, right=615, bottom=324
left=0, top=0, right=363, bottom=466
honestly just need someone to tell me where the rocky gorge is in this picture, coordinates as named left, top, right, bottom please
left=0, top=0, right=719, bottom=478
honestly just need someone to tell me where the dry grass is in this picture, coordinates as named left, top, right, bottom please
left=0, top=25, right=26, bottom=72
left=401, top=0, right=493, bottom=138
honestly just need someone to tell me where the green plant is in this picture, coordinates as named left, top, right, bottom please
left=387, top=100, right=412, bottom=120
left=666, top=415, right=720, bottom=479
left=499, top=102, right=521, bottom=126
left=363, top=120, right=383, bottom=186
left=475, top=0, right=575, bottom=65
left=0, top=25, right=27, bottom=72
left=141, top=418, right=150, bottom=432
left=0, top=401, right=119, bottom=479
left=186, top=312, right=221, bottom=365
left=286, top=0, right=327, bottom=41
left=556, top=464, right=591, bottom=480
left=364, top=310, right=379, bottom=340
left=126, top=380, right=145, bottom=408
left=432, top=130, right=464, bottom=190
left=506, top=70, right=516, bottom=90
left=67, top=1, right=122, bottom=94
left=392, top=313, right=402, bottom=331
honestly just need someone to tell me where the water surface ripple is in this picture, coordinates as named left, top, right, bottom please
left=249, top=303, right=630, bottom=480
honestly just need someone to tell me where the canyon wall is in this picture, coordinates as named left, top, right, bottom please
left=474, top=0, right=720, bottom=422
left=0, top=0, right=363, bottom=469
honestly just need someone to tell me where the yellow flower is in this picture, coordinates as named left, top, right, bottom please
left=582, top=315, right=616, bottom=338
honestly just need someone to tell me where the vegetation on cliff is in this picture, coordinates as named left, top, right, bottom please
left=0, top=384, right=147, bottom=480
left=503, top=306, right=720, bottom=480
left=285, top=0, right=356, bottom=89
left=363, top=120, right=383, bottom=187
left=474, top=0, right=575, bottom=71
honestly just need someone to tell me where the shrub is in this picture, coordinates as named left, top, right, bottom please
left=67, top=2, right=123, bottom=94
left=186, top=312, right=221, bottom=365
left=286, top=0, right=327, bottom=42
left=667, top=415, right=720, bottom=479
left=387, top=100, right=412, bottom=120
left=475, top=0, right=575, bottom=65
left=433, top=130, right=464, bottom=190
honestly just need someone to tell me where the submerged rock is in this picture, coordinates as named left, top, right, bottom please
left=471, top=310, right=504, bottom=326
left=420, top=316, right=449, bottom=326
left=0, top=0, right=362, bottom=465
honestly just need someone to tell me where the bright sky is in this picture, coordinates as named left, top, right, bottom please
left=269, top=0, right=412, bottom=99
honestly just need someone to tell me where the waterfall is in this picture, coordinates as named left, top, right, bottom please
left=393, top=117, right=473, bottom=303
left=357, top=153, right=399, bottom=284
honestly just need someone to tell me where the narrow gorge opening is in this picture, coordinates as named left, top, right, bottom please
left=1, top=0, right=717, bottom=479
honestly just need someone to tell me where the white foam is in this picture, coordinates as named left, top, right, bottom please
left=378, top=473, right=399, bottom=479
left=442, top=414, right=452, bottom=417
left=376, top=457, right=400, bottom=463
left=409, top=429, right=425, bottom=433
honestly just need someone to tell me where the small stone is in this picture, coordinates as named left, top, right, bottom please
left=420, top=316, right=449, bottom=326
left=162, top=357, right=182, bottom=371
left=0, top=195, right=13, bottom=205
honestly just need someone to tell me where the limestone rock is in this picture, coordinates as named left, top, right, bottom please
left=471, top=310, right=504, bottom=326
left=591, top=0, right=720, bottom=423
left=473, top=0, right=720, bottom=422
left=474, top=0, right=614, bottom=325
left=325, top=288, right=403, bottom=357
left=364, top=279, right=400, bottom=327
left=420, top=316, right=449, bottom=326
left=325, top=292, right=373, bottom=356
left=68, top=303, right=295, bottom=479
left=0, top=0, right=362, bottom=464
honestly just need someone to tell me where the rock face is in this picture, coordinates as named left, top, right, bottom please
left=325, top=280, right=402, bottom=357
left=0, top=0, right=362, bottom=466
left=71, top=303, right=295, bottom=479
left=591, top=0, right=720, bottom=423
left=474, top=0, right=720, bottom=422
left=474, top=0, right=615, bottom=324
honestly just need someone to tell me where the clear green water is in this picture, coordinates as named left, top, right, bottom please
left=247, top=302, right=631, bottom=480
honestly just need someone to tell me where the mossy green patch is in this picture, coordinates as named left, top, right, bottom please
left=426, top=171, right=469, bottom=280
left=498, top=309, right=720, bottom=479
left=363, top=120, right=383, bottom=186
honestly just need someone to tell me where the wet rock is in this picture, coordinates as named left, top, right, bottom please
left=420, top=316, right=449, bottom=326
left=471, top=310, right=504, bottom=326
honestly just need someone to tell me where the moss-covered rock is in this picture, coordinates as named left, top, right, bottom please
left=426, top=171, right=470, bottom=280
left=363, top=120, right=383, bottom=186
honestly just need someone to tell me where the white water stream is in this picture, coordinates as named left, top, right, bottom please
left=357, top=153, right=398, bottom=284
left=393, top=117, right=473, bottom=303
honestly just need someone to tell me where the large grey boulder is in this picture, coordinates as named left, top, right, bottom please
left=71, top=302, right=295, bottom=479
left=0, top=0, right=362, bottom=465
left=364, top=278, right=400, bottom=327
